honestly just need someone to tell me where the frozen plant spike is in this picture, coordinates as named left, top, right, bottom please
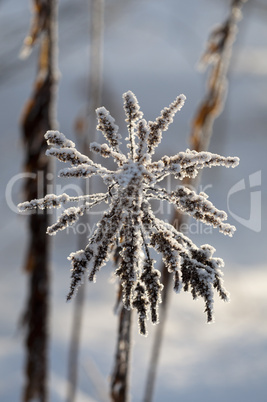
left=18, top=91, right=239, bottom=335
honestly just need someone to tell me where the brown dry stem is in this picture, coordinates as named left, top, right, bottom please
left=20, top=1, right=58, bottom=401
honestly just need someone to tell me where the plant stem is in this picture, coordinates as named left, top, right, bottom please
left=21, top=1, right=58, bottom=401
left=110, top=304, right=132, bottom=402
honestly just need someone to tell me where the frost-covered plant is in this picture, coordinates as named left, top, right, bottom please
left=18, top=91, right=239, bottom=335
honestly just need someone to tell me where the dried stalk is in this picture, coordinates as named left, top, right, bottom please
left=66, top=0, right=104, bottom=401
left=143, top=1, right=247, bottom=401
left=110, top=301, right=132, bottom=402
left=109, top=202, right=132, bottom=399
left=73, top=0, right=134, bottom=399
left=110, top=185, right=133, bottom=402
left=20, top=1, right=58, bottom=401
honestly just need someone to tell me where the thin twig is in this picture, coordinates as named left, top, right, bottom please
left=143, top=1, right=247, bottom=401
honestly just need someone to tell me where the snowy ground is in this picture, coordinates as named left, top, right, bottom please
left=0, top=0, right=267, bottom=401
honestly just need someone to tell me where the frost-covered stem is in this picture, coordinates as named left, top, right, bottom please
left=141, top=227, right=151, bottom=261
left=20, top=1, right=58, bottom=401
left=110, top=304, right=132, bottom=402
left=123, top=91, right=143, bottom=160
left=19, top=75, right=238, bottom=402
left=110, top=229, right=135, bottom=400
left=129, top=112, right=135, bottom=160
left=66, top=1, right=105, bottom=401
left=143, top=2, right=246, bottom=401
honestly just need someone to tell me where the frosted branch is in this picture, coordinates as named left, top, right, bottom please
left=18, top=90, right=239, bottom=333
left=147, top=94, right=186, bottom=154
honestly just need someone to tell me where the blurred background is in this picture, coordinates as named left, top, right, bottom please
left=0, top=0, right=266, bottom=401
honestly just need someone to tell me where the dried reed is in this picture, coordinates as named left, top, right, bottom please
left=20, top=1, right=58, bottom=401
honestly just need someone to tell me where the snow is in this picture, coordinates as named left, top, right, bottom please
left=45, top=130, right=75, bottom=148
left=0, top=0, right=266, bottom=401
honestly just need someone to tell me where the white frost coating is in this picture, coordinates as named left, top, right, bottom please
left=18, top=193, right=71, bottom=210
left=147, top=94, right=187, bottom=156
left=46, top=147, right=91, bottom=166
left=58, top=162, right=112, bottom=179
left=45, top=130, right=75, bottom=148
left=96, top=106, right=122, bottom=152
left=18, top=91, right=239, bottom=335
left=68, top=249, right=86, bottom=262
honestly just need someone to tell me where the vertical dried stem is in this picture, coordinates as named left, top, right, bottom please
left=20, top=1, right=58, bottom=401
left=109, top=227, right=133, bottom=398
left=66, top=0, right=105, bottom=400
left=143, top=1, right=247, bottom=401
left=110, top=303, right=132, bottom=402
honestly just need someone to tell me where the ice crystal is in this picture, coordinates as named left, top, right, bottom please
left=18, top=91, right=239, bottom=335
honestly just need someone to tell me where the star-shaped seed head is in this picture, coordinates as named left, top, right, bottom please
left=18, top=91, right=239, bottom=335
